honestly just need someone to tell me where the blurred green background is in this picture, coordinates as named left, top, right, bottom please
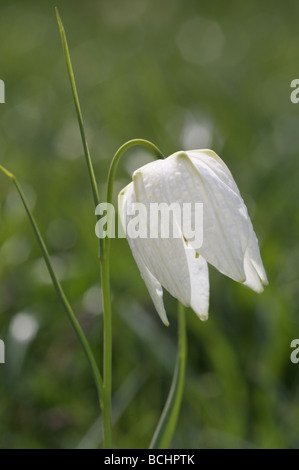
left=0, top=0, right=298, bottom=449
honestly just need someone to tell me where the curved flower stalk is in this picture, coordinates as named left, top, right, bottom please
left=119, top=149, right=268, bottom=326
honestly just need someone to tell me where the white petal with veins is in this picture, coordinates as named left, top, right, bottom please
left=118, top=148, right=267, bottom=325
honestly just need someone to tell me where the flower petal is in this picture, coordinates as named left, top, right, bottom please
left=128, top=241, right=169, bottom=325
left=188, top=150, right=268, bottom=292
left=189, top=149, right=242, bottom=195
left=166, top=150, right=249, bottom=282
left=131, top=166, right=192, bottom=306
left=118, top=183, right=169, bottom=325
left=118, top=147, right=267, bottom=324
left=185, top=248, right=210, bottom=321
left=242, top=217, right=268, bottom=293
left=119, top=167, right=211, bottom=322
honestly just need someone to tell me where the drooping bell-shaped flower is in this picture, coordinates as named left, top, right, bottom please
left=118, top=149, right=268, bottom=326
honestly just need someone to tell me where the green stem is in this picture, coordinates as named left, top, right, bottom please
left=0, top=166, right=104, bottom=407
left=55, top=8, right=103, bottom=256
left=106, top=139, right=165, bottom=212
left=100, top=139, right=165, bottom=448
left=56, top=7, right=108, bottom=445
left=100, top=255, right=112, bottom=449
left=149, top=302, right=187, bottom=449
left=56, top=8, right=166, bottom=447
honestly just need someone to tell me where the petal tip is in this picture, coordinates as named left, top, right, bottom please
left=132, top=169, right=142, bottom=181
left=199, top=312, right=209, bottom=322
left=175, top=151, right=189, bottom=161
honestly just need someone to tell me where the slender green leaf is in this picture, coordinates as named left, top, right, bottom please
left=0, top=165, right=104, bottom=405
left=55, top=8, right=100, bottom=208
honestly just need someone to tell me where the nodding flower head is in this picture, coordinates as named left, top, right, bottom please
left=118, top=149, right=268, bottom=326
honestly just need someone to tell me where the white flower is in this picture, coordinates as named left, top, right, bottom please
left=118, top=149, right=268, bottom=326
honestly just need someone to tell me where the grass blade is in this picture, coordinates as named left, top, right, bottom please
left=0, top=165, right=104, bottom=405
